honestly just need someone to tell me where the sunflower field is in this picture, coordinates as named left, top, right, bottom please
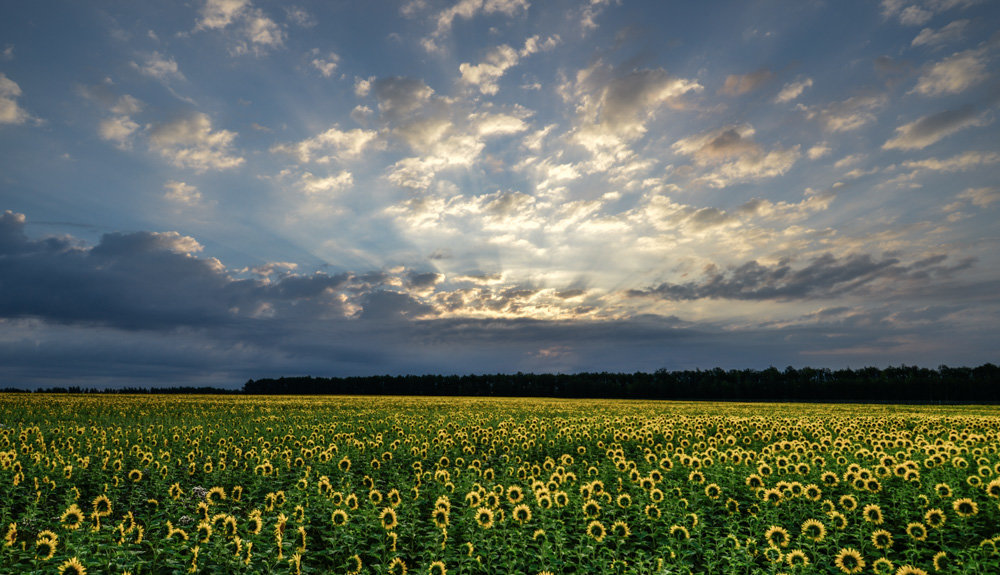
left=1, top=394, right=999, bottom=575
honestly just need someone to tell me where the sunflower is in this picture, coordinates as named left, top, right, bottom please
left=507, top=485, right=524, bottom=504
left=380, top=507, right=398, bottom=530
left=669, top=524, right=689, bottom=540
left=432, top=508, right=449, bottom=529
left=833, top=548, right=865, bottom=574
left=932, top=551, right=950, bottom=572
left=894, top=566, right=928, bottom=575
left=616, top=493, right=632, bottom=508
left=345, top=554, right=362, bottom=575
left=838, top=495, right=857, bottom=511
left=763, top=546, right=783, bottom=563
left=725, top=498, right=740, bottom=514
left=428, top=560, right=447, bottom=575
left=61, top=504, right=85, bottom=530
left=338, top=456, right=351, bottom=472
left=207, top=486, right=226, bottom=503
left=169, top=483, right=183, bottom=500
left=934, top=483, right=952, bottom=498
left=986, top=477, right=1000, bottom=498
left=861, top=504, right=884, bottom=524
left=58, top=557, right=86, bottom=575
left=474, top=507, right=494, bottom=529
left=128, top=469, right=143, bottom=482
left=2, top=523, right=14, bottom=547
left=611, top=520, right=630, bottom=539
left=36, top=537, right=57, bottom=560
left=92, top=494, right=112, bottom=517
left=762, top=488, right=783, bottom=505
left=582, top=499, right=601, bottom=518
left=765, top=525, right=790, bottom=548
left=871, top=558, right=894, bottom=575
left=387, top=557, right=407, bottom=575
left=512, top=504, right=532, bottom=524
left=924, top=507, right=946, bottom=529
left=800, top=518, right=826, bottom=542
left=870, top=529, right=893, bottom=550
left=785, top=549, right=809, bottom=567
left=644, top=504, right=661, bottom=520
left=704, top=483, right=721, bottom=499
left=905, top=522, right=927, bottom=541
left=952, top=497, right=978, bottom=517
left=827, top=511, right=847, bottom=531
left=586, top=520, right=606, bottom=542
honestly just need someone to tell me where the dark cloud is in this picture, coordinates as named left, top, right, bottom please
left=719, top=68, right=774, bottom=96
left=883, top=104, right=985, bottom=150
left=628, top=253, right=976, bottom=301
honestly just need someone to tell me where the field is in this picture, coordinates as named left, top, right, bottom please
left=1, top=395, right=999, bottom=575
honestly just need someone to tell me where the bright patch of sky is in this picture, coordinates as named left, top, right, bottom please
left=1, top=0, right=998, bottom=386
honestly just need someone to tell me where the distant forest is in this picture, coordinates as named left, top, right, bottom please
left=8, top=364, right=998, bottom=402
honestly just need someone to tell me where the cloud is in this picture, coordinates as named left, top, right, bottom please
left=196, top=0, right=251, bottom=29
left=883, top=104, right=990, bottom=150
left=912, top=19, right=968, bottom=47
left=99, top=116, right=141, bottom=148
left=459, top=36, right=559, bottom=95
left=671, top=124, right=800, bottom=187
left=720, top=68, right=773, bottom=96
left=163, top=180, right=203, bottom=206
left=798, top=94, right=887, bottom=132
left=901, top=150, right=999, bottom=171
left=131, top=52, right=185, bottom=82
left=957, top=186, right=1000, bottom=208
left=460, top=44, right=519, bottom=95
left=272, top=124, right=380, bottom=164
left=910, top=48, right=989, bottom=96
left=775, top=77, right=813, bottom=103
left=629, top=252, right=974, bottom=301
left=299, top=170, right=354, bottom=195
left=422, top=0, right=530, bottom=53
left=567, top=61, right=702, bottom=166
left=807, top=143, right=831, bottom=159
left=0, top=73, right=30, bottom=125
left=149, top=112, right=244, bottom=172
left=310, top=51, right=339, bottom=77
left=880, top=0, right=982, bottom=26
left=195, top=0, right=284, bottom=56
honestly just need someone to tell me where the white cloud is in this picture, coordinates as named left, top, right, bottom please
left=354, top=76, right=375, bottom=97
left=163, top=180, right=203, bottom=206
left=798, top=94, right=886, bottom=132
left=197, top=0, right=250, bottom=29
left=569, top=61, right=702, bottom=165
left=272, top=125, right=381, bottom=164
left=881, top=0, right=981, bottom=26
left=807, top=143, right=831, bottom=160
left=422, top=0, right=530, bottom=53
left=775, top=77, right=813, bottom=103
left=149, top=112, right=244, bottom=172
left=460, top=44, right=520, bottom=95
left=1, top=45, right=13, bottom=61
left=0, top=73, right=30, bottom=125
left=883, top=105, right=989, bottom=150
left=99, top=116, right=141, bottom=148
left=910, top=48, right=988, bottom=96
left=132, top=52, right=185, bottom=83
left=310, top=51, right=340, bottom=77
left=957, top=186, right=999, bottom=208
left=299, top=170, right=353, bottom=194
left=912, top=19, right=968, bottom=47
left=672, top=124, right=801, bottom=187
left=195, top=0, right=284, bottom=56
left=901, top=150, right=999, bottom=172
left=460, top=36, right=559, bottom=95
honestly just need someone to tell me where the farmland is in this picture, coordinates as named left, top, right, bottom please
left=1, top=395, right=999, bottom=574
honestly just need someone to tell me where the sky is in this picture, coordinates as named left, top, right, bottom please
left=1, top=0, right=999, bottom=388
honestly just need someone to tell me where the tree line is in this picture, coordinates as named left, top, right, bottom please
left=242, top=364, right=1000, bottom=403
left=4, top=364, right=997, bottom=402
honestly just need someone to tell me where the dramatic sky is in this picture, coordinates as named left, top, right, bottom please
left=1, top=0, right=999, bottom=387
